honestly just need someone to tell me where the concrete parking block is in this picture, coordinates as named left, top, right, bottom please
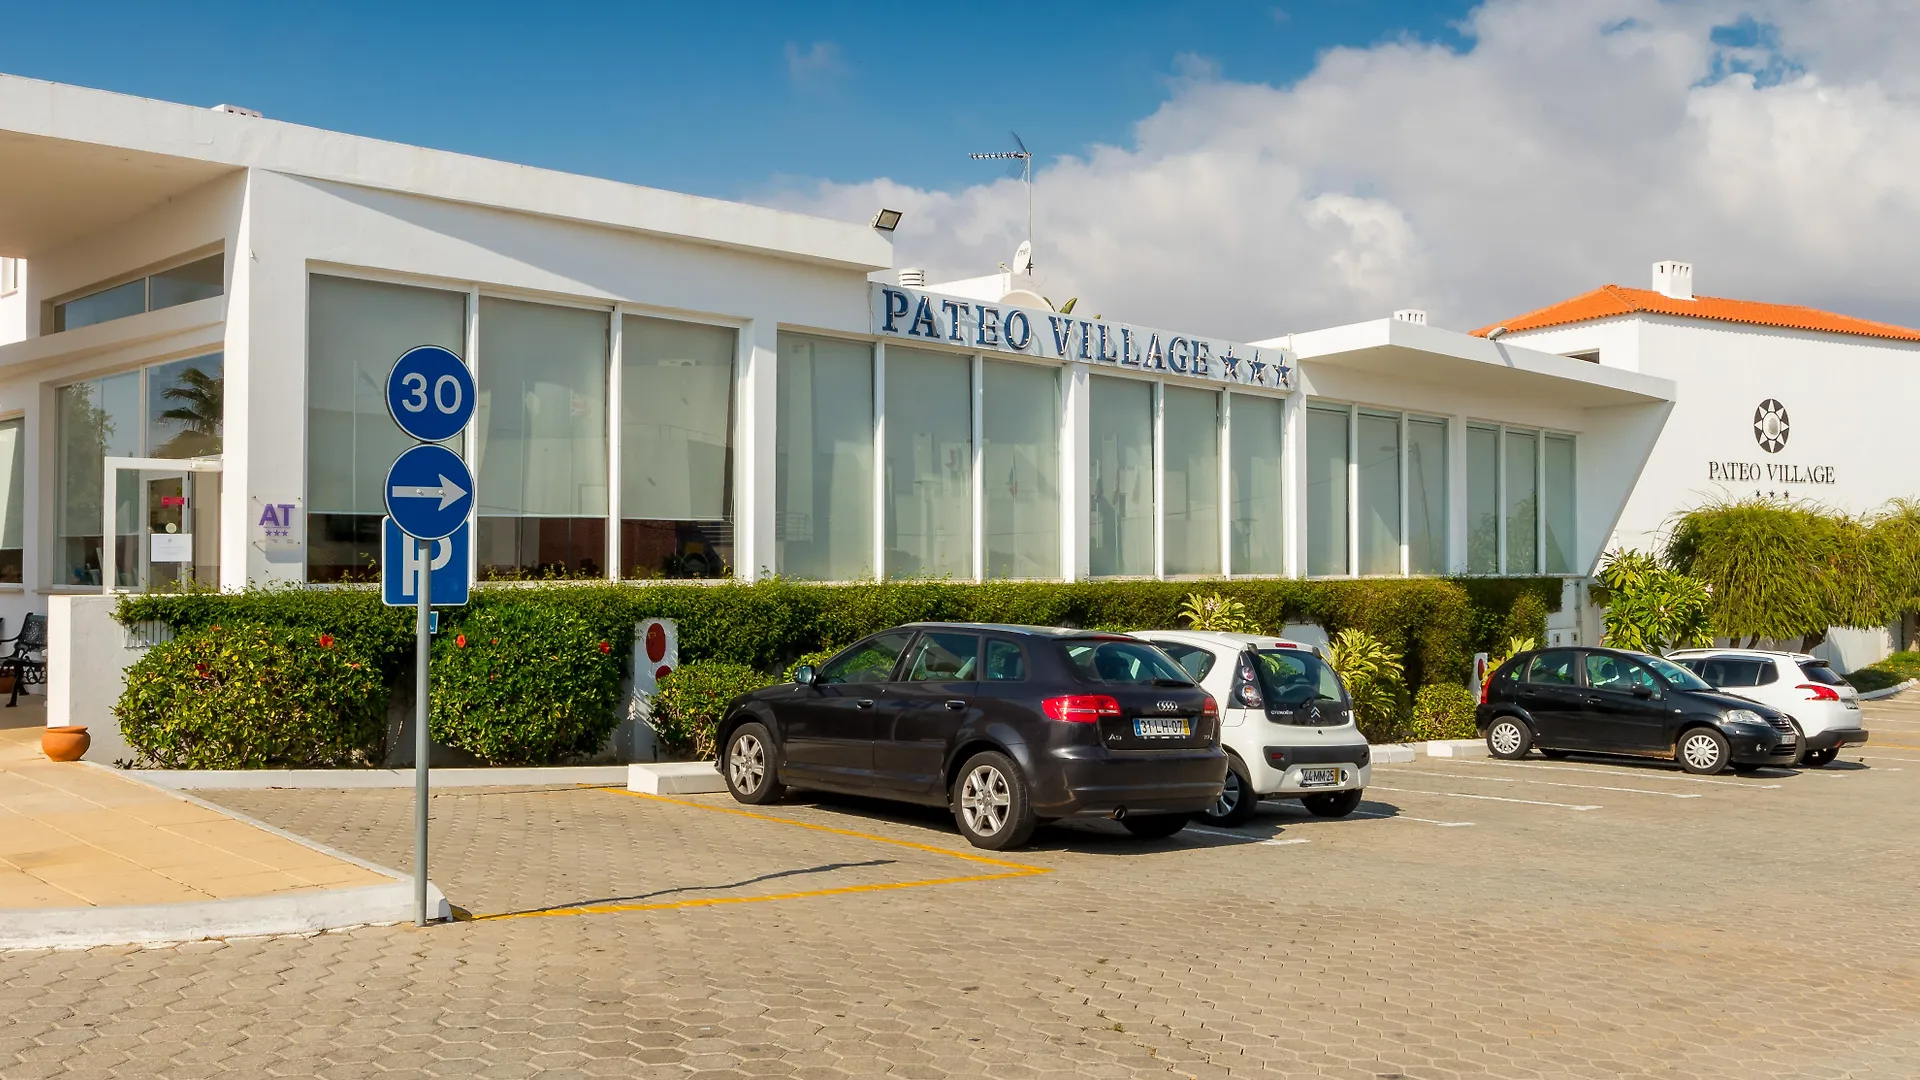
left=627, top=761, right=726, bottom=795
left=1423, top=739, right=1488, bottom=758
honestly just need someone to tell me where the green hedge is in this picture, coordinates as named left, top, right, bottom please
left=1843, top=650, right=1920, bottom=694
left=117, top=576, right=1559, bottom=764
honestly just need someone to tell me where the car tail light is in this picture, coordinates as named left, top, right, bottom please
left=1797, top=683, right=1840, bottom=701
left=1042, top=694, right=1121, bottom=723
left=1231, top=657, right=1264, bottom=708
left=1202, top=696, right=1219, bottom=721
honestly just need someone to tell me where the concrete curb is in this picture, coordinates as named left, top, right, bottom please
left=1859, top=679, right=1916, bottom=702
left=1424, top=740, right=1489, bottom=759
left=123, top=765, right=632, bottom=790
left=629, top=761, right=726, bottom=794
left=1369, top=744, right=1417, bottom=764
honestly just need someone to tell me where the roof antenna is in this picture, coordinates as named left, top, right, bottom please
left=970, top=131, right=1034, bottom=271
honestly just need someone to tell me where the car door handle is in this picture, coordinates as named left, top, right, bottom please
left=944, top=700, right=967, bottom=711
left=855, top=699, right=875, bottom=709
left=1586, top=696, right=1605, bottom=705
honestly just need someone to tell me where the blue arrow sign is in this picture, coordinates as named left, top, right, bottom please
left=384, top=443, right=474, bottom=540
left=382, top=518, right=471, bottom=607
left=386, top=345, right=476, bottom=443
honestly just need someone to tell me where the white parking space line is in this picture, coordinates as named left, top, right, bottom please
left=1391, top=767, right=1703, bottom=800
left=1370, top=785, right=1602, bottom=811
left=1445, top=758, right=1781, bottom=789
left=1345, top=809, right=1475, bottom=827
left=1184, top=826, right=1311, bottom=846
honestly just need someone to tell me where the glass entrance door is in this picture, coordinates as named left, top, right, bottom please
left=102, top=457, right=222, bottom=592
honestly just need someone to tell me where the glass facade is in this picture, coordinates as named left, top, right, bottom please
left=884, top=347, right=973, bottom=578
left=1467, top=425, right=1500, bottom=575
left=620, top=315, right=735, bottom=578
left=1088, top=376, right=1154, bottom=577
left=0, top=418, right=23, bottom=584
left=1162, top=386, right=1220, bottom=577
left=982, top=360, right=1060, bottom=579
left=1305, top=405, right=1350, bottom=576
left=1356, top=411, right=1400, bottom=576
left=55, top=254, right=223, bottom=333
left=775, top=333, right=873, bottom=581
left=1544, top=433, right=1576, bottom=575
left=1505, top=429, right=1539, bottom=575
left=1228, top=394, right=1284, bottom=576
left=1406, top=417, right=1447, bottom=575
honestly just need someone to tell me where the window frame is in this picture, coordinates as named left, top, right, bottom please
left=48, top=248, right=225, bottom=335
left=1463, top=419, right=1577, bottom=577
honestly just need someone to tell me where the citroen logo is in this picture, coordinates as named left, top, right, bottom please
left=1308, top=705, right=1322, bottom=719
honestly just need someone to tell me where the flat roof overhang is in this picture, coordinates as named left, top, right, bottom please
left=0, top=73, right=892, bottom=271
left=1266, top=317, right=1676, bottom=407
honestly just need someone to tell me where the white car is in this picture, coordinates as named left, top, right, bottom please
left=1129, top=630, right=1371, bottom=825
left=1665, top=648, right=1870, bottom=767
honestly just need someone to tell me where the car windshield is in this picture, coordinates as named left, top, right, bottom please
left=1646, top=655, right=1712, bottom=691
left=1062, top=640, right=1192, bottom=685
left=1248, top=649, right=1347, bottom=707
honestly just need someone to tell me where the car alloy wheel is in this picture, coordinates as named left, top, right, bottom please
left=1214, top=769, right=1243, bottom=818
left=960, top=764, right=1013, bottom=837
left=722, top=722, right=785, bottom=804
left=1680, top=729, right=1727, bottom=774
left=728, top=733, right=767, bottom=793
left=1487, top=718, right=1530, bottom=759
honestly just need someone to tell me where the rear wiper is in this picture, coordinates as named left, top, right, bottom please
left=1150, top=677, right=1196, bottom=687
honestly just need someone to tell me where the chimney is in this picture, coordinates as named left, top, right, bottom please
left=1652, top=260, right=1693, bottom=300
left=1393, top=309, right=1428, bottom=325
left=210, top=103, right=264, bottom=118
left=899, top=267, right=926, bottom=287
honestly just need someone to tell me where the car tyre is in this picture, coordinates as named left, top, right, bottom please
left=1677, top=727, right=1731, bottom=775
left=1303, top=789, right=1364, bottom=818
left=1196, top=754, right=1259, bottom=827
left=1119, top=814, right=1190, bottom=839
left=1801, top=746, right=1839, bottom=768
left=723, top=722, right=785, bottom=804
left=951, top=751, right=1036, bottom=850
left=1486, top=716, right=1533, bottom=760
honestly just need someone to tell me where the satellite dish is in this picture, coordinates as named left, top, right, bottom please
left=1012, top=240, right=1034, bottom=275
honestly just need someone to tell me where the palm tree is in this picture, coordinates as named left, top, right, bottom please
left=155, top=366, right=222, bottom=458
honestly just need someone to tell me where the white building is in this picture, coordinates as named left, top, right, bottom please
left=1478, top=260, right=1920, bottom=665
left=0, top=74, right=1681, bottom=747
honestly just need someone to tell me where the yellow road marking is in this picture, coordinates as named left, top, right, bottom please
left=462, top=788, right=1050, bottom=922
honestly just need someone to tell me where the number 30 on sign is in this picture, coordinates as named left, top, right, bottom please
left=385, top=345, right=476, bottom=443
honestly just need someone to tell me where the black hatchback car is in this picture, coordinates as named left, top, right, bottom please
left=1476, top=646, right=1800, bottom=774
left=715, top=623, right=1227, bottom=849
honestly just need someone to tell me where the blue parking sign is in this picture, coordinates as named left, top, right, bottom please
left=386, top=345, right=476, bottom=443
left=382, top=518, right=471, bottom=607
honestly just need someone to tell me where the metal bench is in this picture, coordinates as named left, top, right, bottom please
left=0, top=612, right=47, bottom=707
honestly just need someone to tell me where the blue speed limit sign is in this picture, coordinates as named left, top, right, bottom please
left=386, top=345, right=476, bottom=443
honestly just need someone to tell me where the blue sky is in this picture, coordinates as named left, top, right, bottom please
left=0, top=1, right=1475, bottom=200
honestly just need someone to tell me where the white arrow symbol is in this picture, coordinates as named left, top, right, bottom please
left=390, top=473, right=469, bottom=511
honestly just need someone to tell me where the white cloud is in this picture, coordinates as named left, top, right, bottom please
left=784, top=41, right=847, bottom=93
left=763, top=0, right=1920, bottom=339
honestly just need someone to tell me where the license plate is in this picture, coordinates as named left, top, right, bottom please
left=1134, top=717, right=1191, bottom=738
left=1300, top=767, right=1344, bottom=788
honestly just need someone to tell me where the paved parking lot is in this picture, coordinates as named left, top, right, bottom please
left=6, top=695, right=1920, bottom=1078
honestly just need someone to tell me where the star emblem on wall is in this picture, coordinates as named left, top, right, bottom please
left=1753, top=399, right=1790, bottom=453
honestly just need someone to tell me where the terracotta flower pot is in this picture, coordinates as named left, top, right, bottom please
left=41, top=726, right=89, bottom=762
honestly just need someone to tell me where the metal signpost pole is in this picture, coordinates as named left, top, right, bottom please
left=414, top=536, right=432, bottom=927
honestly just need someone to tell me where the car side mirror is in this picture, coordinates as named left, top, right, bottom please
left=1632, top=685, right=1654, bottom=699
left=793, top=664, right=817, bottom=686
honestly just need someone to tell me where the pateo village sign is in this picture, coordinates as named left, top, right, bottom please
left=1707, top=398, right=1835, bottom=491
left=871, top=284, right=1295, bottom=391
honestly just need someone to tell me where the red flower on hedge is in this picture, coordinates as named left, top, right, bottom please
left=456, top=634, right=467, bottom=648
left=318, top=633, right=334, bottom=648
left=598, top=641, right=611, bottom=655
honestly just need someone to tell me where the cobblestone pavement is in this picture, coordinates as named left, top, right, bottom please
left=6, top=696, right=1920, bottom=1078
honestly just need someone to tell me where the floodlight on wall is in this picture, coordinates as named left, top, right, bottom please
left=1485, top=326, right=1509, bottom=340
left=870, top=209, right=904, bottom=232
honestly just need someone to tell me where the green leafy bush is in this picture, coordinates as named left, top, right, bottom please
left=1407, top=683, right=1478, bottom=741
left=783, top=648, right=838, bottom=683
left=1328, top=628, right=1407, bottom=744
left=1178, top=592, right=1257, bottom=633
left=1594, top=549, right=1713, bottom=653
left=1501, top=592, right=1549, bottom=651
left=1843, top=650, right=1920, bottom=694
left=429, top=602, right=626, bottom=766
left=116, top=623, right=387, bottom=768
left=651, top=661, right=775, bottom=759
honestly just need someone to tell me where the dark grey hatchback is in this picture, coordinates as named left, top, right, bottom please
left=714, top=623, right=1227, bottom=849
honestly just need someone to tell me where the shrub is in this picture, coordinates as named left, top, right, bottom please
left=783, top=648, right=838, bottom=683
left=429, top=602, right=626, bottom=766
left=1178, top=592, right=1257, bottom=633
left=117, top=623, right=387, bottom=768
left=1842, top=650, right=1920, bottom=694
left=1407, top=683, right=1478, bottom=741
left=1328, top=628, right=1406, bottom=744
left=1501, top=592, right=1549, bottom=651
left=1594, top=549, right=1713, bottom=653
left=651, top=661, right=775, bottom=759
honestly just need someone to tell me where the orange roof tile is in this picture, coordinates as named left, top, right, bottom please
left=1471, top=284, right=1920, bottom=344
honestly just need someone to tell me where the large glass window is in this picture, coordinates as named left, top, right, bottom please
left=620, top=315, right=735, bottom=579
left=1544, top=433, right=1576, bottom=575
left=883, top=348, right=972, bottom=578
left=982, top=360, right=1059, bottom=579
left=1406, top=417, right=1447, bottom=574
left=475, top=297, right=610, bottom=578
left=776, top=333, right=874, bottom=580
left=1306, top=405, right=1350, bottom=576
left=1466, top=425, right=1499, bottom=575
left=0, top=418, right=23, bottom=583
left=1505, top=429, right=1539, bottom=575
left=1356, top=411, right=1400, bottom=575
left=55, top=254, right=223, bottom=333
left=307, top=275, right=468, bottom=581
left=1228, top=394, right=1284, bottom=576
left=1089, top=376, right=1154, bottom=577
left=1162, top=386, right=1220, bottom=577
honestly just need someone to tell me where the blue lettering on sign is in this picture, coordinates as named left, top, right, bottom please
left=1193, top=342, right=1212, bottom=376
left=1145, top=333, right=1167, bottom=371
left=1167, top=337, right=1190, bottom=373
left=975, top=305, right=1001, bottom=347
left=882, top=288, right=910, bottom=332
left=1103, top=325, right=1125, bottom=365
left=1047, top=315, right=1074, bottom=355
left=1077, top=321, right=1094, bottom=361
left=1005, top=310, right=1033, bottom=350
left=940, top=299, right=968, bottom=342
left=909, top=296, right=939, bottom=337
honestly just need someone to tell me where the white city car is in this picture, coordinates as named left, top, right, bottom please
left=1129, top=630, right=1371, bottom=826
left=1665, top=648, right=1870, bottom=767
